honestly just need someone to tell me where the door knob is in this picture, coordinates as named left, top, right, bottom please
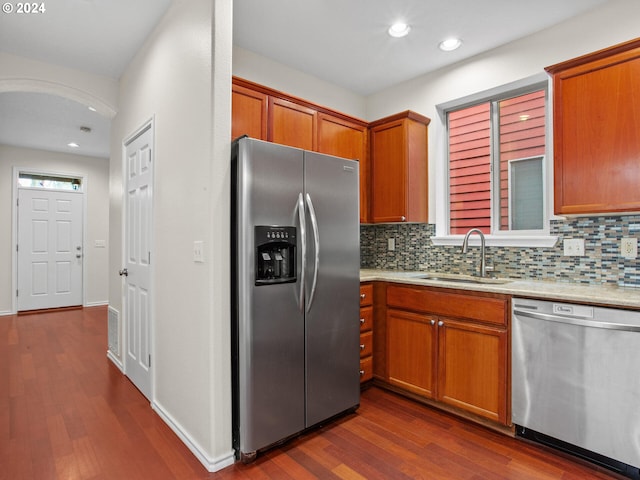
left=119, top=268, right=128, bottom=277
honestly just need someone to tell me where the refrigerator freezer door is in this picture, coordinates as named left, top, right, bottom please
left=235, top=138, right=306, bottom=454
left=303, top=151, right=361, bottom=427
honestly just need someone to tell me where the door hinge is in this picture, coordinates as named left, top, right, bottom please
left=16, top=244, right=18, bottom=252
left=16, top=289, right=18, bottom=297
left=148, top=251, right=151, bottom=265
left=148, top=354, right=151, bottom=367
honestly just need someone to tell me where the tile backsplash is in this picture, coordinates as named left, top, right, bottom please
left=360, top=216, right=640, bottom=287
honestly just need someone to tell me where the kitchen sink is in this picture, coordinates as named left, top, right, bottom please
left=414, top=274, right=511, bottom=285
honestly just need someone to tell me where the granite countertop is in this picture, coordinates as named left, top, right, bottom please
left=360, top=269, right=640, bottom=310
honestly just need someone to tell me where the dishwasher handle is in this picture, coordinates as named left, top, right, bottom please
left=513, top=308, right=640, bottom=332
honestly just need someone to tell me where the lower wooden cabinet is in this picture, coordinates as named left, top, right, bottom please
left=382, top=284, right=510, bottom=426
left=359, top=283, right=374, bottom=383
left=387, top=309, right=436, bottom=398
left=438, top=318, right=507, bottom=424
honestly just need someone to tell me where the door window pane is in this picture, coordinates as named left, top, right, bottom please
left=18, top=173, right=82, bottom=191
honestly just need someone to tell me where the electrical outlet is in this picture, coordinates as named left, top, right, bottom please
left=621, top=237, right=638, bottom=259
left=563, top=238, right=585, bottom=256
left=388, top=238, right=395, bottom=251
left=193, top=240, right=204, bottom=263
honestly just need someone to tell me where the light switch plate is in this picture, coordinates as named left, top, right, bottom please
left=193, top=241, right=204, bottom=263
left=621, top=237, right=638, bottom=259
left=563, top=238, right=584, bottom=256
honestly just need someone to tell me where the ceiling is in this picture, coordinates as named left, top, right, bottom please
left=0, top=0, right=609, bottom=158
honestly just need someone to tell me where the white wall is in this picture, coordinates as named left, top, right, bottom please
left=233, top=46, right=368, bottom=120
left=0, top=52, right=118, bottom=118
left=109, top=0, right=233, bottom=471
left=364, top=0, right=640, bottom=222
left=0, top=144, right=109, bottom=314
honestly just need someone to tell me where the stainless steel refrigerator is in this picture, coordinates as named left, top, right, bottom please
left=231, top=136, right=361, bottom=462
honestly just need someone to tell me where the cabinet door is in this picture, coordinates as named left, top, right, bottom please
left=370, top=119, right=407, bottom=222
left=386, top=308, right=436, bottom=398
left=437, top=318, right=508, bottom=425
left=549, top=40, right=640, bottom=214
left=317, top=113, right=369, bottom=223
left=269, top=98, right=317, bottom=150
left=231, top=84, right=268, bottom=140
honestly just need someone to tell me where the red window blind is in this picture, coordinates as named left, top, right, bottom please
left=498, top=91, right=546, bottom=230
left=449, top=103, right=491, bottom=235
left=448, top=89, right=545, bottom=234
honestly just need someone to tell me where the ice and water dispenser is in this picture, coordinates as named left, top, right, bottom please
left=255, top=226, right=296, bottom=285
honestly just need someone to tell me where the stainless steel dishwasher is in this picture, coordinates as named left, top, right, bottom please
left=512, top=297, right=640, bottom=479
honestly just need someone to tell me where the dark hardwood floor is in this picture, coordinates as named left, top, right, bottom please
left=1, top=306, right=624, bottom=479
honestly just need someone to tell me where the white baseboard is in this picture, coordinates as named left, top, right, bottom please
left=85, top=300, right=109, bottom=307
left=151, top=400, right=236, bottom=472
left=107, top=351, right=124, bottom=372
left=0, top=310, right=14, bottom=316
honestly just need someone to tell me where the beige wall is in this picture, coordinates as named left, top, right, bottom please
left=109, top=0, right=233, bottom=470
left=232, top=46, right=368, bottom=120
left=0, top=144, right=109, bottom=314
left=0, top=52, right=118, bottom=118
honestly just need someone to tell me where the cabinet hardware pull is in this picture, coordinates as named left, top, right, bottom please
left=360, top=293, right=366, bottom=299
left=360, top=318, right=365, bottom=324
left=430, top=319, right=435, bottom=325
left=359, top=370, right=365, bottom=376
left=438, top=320, right=444, bottom=327
left=360, top=344, right=365, bottom=350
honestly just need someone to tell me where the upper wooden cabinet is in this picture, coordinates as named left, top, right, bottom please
left=370, top=111, right=430, bottom=223
left=231, top=83, right=268, bottom=141
left=317, top=114, right=369, bottom=222
left=546, top=38, right=640, bottom=215
left=231, top=77, right=370, bottom=222
left=269, top=97, right=317, bottom=151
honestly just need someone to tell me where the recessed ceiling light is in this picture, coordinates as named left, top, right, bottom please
left=388, top=22, right=410, bottom=38
left=439, top=37, right=462, bottom=51
left=68, top=142, right=80, bottom=148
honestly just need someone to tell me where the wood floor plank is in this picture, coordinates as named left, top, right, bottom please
left=0, top=307, right=627, bottom=480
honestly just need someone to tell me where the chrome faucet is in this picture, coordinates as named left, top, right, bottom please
left=461, top=228, right=486, bottom=277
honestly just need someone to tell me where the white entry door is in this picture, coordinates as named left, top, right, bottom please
left=17, top=189, right=83, bottom=311
left=123, top=123, right=153, bottom=400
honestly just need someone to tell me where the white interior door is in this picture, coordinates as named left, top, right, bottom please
left=17, top=189, right=83, bottom=311
left=123, top=123, right=153, bottom=400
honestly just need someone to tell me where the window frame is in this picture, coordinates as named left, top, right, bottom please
left=432, top=73, right=558, bottom=248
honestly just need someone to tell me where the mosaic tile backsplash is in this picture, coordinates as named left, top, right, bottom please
left=360, top=216, right=640, bottom=287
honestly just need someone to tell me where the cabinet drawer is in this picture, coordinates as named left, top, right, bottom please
left=360, top=356, right=373, bottom=383
left=359, top=331, right=373, bottom=358
left=387, top=285, right=507, bottom=326
left=360, top=283, right=373, bottom=307
left=360, top=306, right=373, bottom=332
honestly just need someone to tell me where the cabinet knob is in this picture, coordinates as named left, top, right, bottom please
left=430, top=319, right=435, bottom=326
left=359, top=370, right=365, bottom=376
left=360, top=318, right=365, bottom=324
left=360, top=293, right=366, bottom=300
left=401, top=216, right=406, bottom=222
left=360, top=344, right=365, bottom=350
left=438, top=320, right=444, bottom=327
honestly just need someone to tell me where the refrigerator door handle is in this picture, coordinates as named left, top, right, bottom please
left=297, top=193, right=306, bottom=312
left=305, top=193, right=320, bottom=312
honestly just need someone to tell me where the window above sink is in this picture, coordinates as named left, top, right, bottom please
left=433, top=73, right=558, bottom=249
